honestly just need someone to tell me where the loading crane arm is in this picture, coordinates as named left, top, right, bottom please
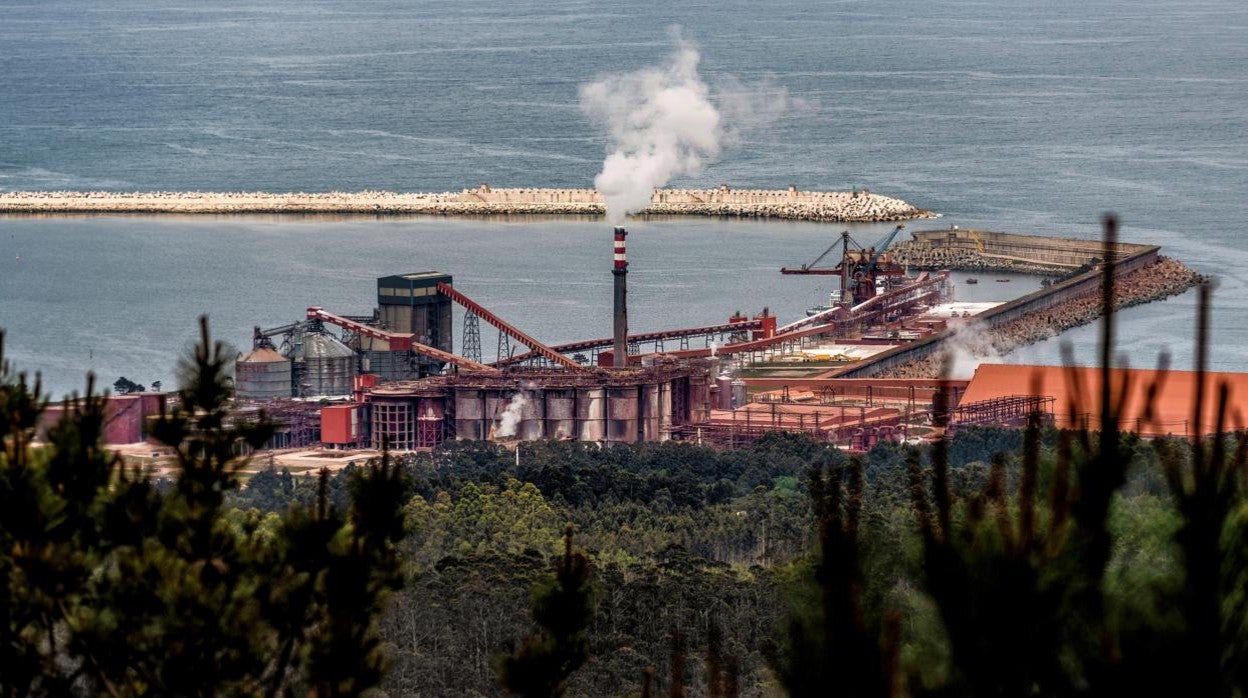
left=866, top=224, right=906, bottom=269
left=780, top=231, right=855, bottom=275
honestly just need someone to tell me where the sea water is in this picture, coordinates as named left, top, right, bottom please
left=1, top=0, right=1245, bottom=396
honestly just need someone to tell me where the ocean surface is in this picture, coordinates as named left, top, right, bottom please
left=1, top=0, right=1246, bottom=397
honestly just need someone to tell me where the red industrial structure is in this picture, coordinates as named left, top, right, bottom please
left=306, top=306, right=497, bottom=373
left=231, top=225, right=1100, bottom=454
left=781, top=225, right=910, bottom=305
left=959, top=363, right=1248, bottom=437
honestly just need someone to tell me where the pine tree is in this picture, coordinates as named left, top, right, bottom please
left=0, top=318, right=406, bottom=696
left=496, top=526, right=595, bottom=697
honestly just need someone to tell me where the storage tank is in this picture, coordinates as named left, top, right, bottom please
left=607, top=386, right=639, bottom=444
left=519, top=390, right=545, bottom=441
left=544, top=389, right=577, bottom=440
left=642, top=384, right=661, bottom=441
left=715, top=373, right=733, bottom=410
left=297, top=331, right=356, bottom=397
left=454, top=388, right=485, bottom=440
left=576, top=387, right=606, bottom=442
left=235, top=347, right=293, bottom=400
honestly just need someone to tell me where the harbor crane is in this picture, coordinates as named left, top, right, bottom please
left=780, top=224, right=908, bottom=305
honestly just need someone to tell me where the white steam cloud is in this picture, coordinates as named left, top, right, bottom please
left=580, top=33, right=793, bottom=224
left=494, top=392, right=529, bottom=439
left=940, top=320, right=1002, bottom=380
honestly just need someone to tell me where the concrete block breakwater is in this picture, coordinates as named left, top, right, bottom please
left=890, top=228, right=1161, bottom=274
left=0, top=186, right=931, bottom=222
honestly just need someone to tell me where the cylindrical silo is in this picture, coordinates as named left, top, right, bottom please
left=716, top=373, right=733, bottom=411
left=577, top=387, right=606, bottom=443
left=299, top=331, right=356, bottom=397
left=235, top=347, right=293, bottom=400
left=607, top=386, right=639, bottom=444
left=544, top=389, right=576, bottom=440
left=641, top=384, right=661, bottom=441
left=454, top=388, right=485, bottom=440
left=519, top=390, right=544, bottom=441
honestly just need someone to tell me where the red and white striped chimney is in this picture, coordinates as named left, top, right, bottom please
left=612, top=226, right=628, bottom=367
left=614, top=226, right=628, bottom=271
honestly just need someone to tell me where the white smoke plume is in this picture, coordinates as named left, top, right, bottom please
left=940, top=319, right=1003, bottom=380
left=494, top=392, right=529, bottom=439
left=580, top=33, right=793, bottom=224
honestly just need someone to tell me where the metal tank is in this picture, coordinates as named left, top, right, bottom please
left=576, top=387, right=606, bottom=443
left=641, top=384, right=661, bottom=442
left=296, top=331, right=356, bottom=397
left=607, top=386, right=639, bottom=444
left=731, top=378, right=747, bottom=410
left=716, top=373, right=733, bottom=410
left=235, top=347, right=292, bottom=400
left=544, top=389, right=577, bottom=440
left=454, top=388, right=486, bottom=440
left=519, top=390, right=545, bottom=441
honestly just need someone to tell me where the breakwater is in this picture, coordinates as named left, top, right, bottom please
left=0, top=186, right=930, bottom=222
left=875, top=256, right=1203, bottom=379
left=890, top=227, right=1159, bottom=274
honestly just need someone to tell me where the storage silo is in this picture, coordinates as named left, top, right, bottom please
left=297, top=331, right=356, bottom=397
left=235, top=347, right=293, bottom=400
left=454, top=388, right=486, bottom=440
left=576, top=387, right=606, bottom=442
left=544, top=389, right=576, bottom=440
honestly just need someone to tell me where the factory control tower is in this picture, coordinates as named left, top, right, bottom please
left=377, top=272, right=454, bottom=376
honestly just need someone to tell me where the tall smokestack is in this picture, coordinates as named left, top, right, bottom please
left=613, top=226, right=628, bottom=367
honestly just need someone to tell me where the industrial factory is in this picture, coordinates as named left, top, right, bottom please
left=222, top=222, right=1204, bottom=455
left=234, top=226, right=726, bottom=451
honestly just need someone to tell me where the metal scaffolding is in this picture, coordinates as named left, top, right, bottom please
left=951, top=394, right=1056, bottom=430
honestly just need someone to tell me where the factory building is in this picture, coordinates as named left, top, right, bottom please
left=235, top=273, right=458, bottom=400
left=318, top=360, right=715, bottom=451
left=373, top=272, right=454, bottom=377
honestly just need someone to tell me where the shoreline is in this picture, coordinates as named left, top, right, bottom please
left=0, top=187, right=932, bottom=222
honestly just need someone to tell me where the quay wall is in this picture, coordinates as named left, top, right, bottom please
left=832, top=246, right=1193, bottom=379
left=891, top=228, right=1157, bottom=273
left=0, top=186, right=931, bottom=222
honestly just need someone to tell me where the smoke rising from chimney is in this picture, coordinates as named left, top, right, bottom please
left=580, top=32, right=794, bottom=224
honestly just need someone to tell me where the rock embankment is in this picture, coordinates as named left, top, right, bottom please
left=890, top=240, right=1074, bottom=275
left=0, top=186, right=932, bottom=222
left=878, top=257, right=1203, bottom=379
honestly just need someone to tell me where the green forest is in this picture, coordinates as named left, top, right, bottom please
left=4, top=295, right=1248, bottom=695
left=223, top=424, right=1244, bottom=696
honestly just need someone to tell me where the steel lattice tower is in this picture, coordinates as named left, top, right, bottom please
left=461, top=310, right=482, bottom=364
left=496, top=329, right=512, bottom=362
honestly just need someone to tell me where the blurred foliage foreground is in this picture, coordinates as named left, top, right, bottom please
left=4, top=222, right=1248, bottom=697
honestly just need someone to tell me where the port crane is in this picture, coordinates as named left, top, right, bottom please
left=780, top=224, right=908, bottom=305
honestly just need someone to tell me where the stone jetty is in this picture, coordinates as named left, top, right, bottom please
left=0, top=185, right=931, bottom=222
left=879, top=256, right=1204, bottom=379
